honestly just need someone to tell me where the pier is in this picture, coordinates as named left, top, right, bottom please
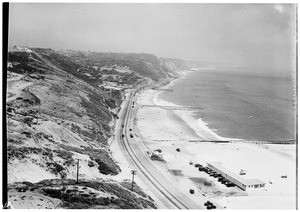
left=229, top=140, right=296, bottom=145
left=188, top=140, right=230, bottom=143
left=140, top=104, right=203, bottom=111
left=189, top=140, right=295, bottom=144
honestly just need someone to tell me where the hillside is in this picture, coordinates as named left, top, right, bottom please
left=6, top=46, right=187, bottom=209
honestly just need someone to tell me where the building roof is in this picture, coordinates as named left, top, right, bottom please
left=207, top=161, right=265, bottom=186
left=245, top=178, right=265, bottom=185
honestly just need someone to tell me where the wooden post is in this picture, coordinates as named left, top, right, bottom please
left=131, top=170, right=137, bottom=191
left=37, top=104, right=40, bottom=124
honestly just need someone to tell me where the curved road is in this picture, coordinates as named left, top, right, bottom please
left=117, top=87, right=203, bottom=209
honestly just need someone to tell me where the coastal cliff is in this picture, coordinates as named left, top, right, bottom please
left=6, top=46, right=187, bottom=209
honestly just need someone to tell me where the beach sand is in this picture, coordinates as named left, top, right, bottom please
left=134, top=87, right=296, bottom=209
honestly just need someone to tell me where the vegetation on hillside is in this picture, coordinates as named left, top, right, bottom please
left=6, top=46, right=186, bottom=209
left=8, top=179, right=157, bottom=209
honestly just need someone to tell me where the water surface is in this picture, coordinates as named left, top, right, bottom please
left=158, top=69, right=296, bottom=141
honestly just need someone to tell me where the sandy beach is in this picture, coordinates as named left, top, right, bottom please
left=134, top=78, right=296, bottom=209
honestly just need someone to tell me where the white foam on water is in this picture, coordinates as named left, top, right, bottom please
left=153, top=91, right=239, bottom=141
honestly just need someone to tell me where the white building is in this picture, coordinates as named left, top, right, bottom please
left=207, top=161, right=265, bottom=191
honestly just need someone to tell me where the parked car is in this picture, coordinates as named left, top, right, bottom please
left=204, top=201, right=212, bottom=206
left=204, top=201, right=216, bottom=210
left=199, top=167, right=204, bottom=171
left=218, top=177, right=224, bottom=182
left=227, top=183, right=235, bottom=187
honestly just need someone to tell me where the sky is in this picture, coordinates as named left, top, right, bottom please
left=8, top=3, right=296, bottom=74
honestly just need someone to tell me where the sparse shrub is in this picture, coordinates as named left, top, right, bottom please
left=88, top=160, right=95, bottom=167
left=46, top=162, right=64, bottom=175
left=150, top=153, right=166, bottom=163
left=87, top=148, right=120, bottom=175
left=104, top=98, right=116, bottom=109
left=21, top=130, right=31, bottom=138
left=21, top=181, right=34, bottom=186
left=42, top=148, right=53, bottom=160
left=23, top=117, right=33, bottom=126
left=42, top=187, right=62, bottom=198
left=7, top=146, right=43, bottom=160
left=53, top=149, right=74, bottom=166
left=59, top=145, right=84, bottom=154
left=204, top=182, right=212, bottom=187
left=17, top=186, right=28, bottom=192
left=7, top=138, right=23, bottom=144
left=120, top=181, right=147, bottom=198
left=67, top=202, right=89, bottom=209
left=63, top=159, right=75, bottom=166
left=95, top=159, right=119, bottom=175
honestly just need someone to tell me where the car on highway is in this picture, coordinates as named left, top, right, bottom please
left=204, top=201, right=216, bottom=210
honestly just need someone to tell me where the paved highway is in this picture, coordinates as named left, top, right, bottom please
left=117, top=87, right=203, bottom=209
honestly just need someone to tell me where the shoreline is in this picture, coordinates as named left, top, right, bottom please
left=135, top=77, right=296, bottom=209
left=153, top=70, right=295, bottom=143
left=153, top=71, right=240, bottom=142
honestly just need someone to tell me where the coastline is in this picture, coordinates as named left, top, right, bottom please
left=153, top=70, right=238, bottom=141
left=156, top=68, right=296, bottom=143
left=134, top=71, right=296, bottom=209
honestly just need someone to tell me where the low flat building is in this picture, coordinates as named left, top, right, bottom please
left=207, top=161, right=265, bottom=191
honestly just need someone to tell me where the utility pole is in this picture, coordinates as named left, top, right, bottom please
left=131, top=170, right=137, bottom=191
left=76, top=159, right=80, bottom=184
left=37, top=103, right=41, bottom=124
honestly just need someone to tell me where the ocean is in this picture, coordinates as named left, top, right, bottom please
left=158, top=68, right=296, bottom=141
